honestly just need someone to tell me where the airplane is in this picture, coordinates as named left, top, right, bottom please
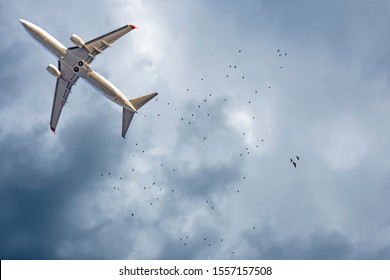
left=19, top=19, right=158, bottom=138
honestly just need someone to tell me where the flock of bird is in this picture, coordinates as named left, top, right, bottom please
left=99, top=47, right=300, bottom=258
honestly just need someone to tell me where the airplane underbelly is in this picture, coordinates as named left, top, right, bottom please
left=86, top=71, right=117, bottom=98
left=83, top=70, right=132, bottom=110
left=42, top=37, right=67, bottom=58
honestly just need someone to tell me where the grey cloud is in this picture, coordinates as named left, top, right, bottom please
left=1, top=0, right=390, bottom=260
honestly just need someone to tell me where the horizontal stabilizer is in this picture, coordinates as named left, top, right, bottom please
left=129, top=92, right=158, bottom=110
left=122, top=108, right=135, bottom=138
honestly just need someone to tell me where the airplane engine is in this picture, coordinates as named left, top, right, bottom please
left=70, top=34, right=86, bottom=48
left=46, top=64, right=61, bottom=78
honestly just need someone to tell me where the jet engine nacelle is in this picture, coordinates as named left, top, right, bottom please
left=46, top=64, right=61, bottom=78
left=70, top=34, right=86, bottom=48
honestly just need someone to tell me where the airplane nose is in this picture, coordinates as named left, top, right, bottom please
left=19, top=19, right=34, bottom=31
left=19, top=19, right=36, bottom=34
left=19, top=19, right=31, bottom=30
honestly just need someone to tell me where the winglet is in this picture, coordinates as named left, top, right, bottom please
left=129, top=24, right=137, bottom=29
left=50, top=126, right=56, bottom=133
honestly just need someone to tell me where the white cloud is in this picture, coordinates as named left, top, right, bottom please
left=2, top=0, right=390, bottom=260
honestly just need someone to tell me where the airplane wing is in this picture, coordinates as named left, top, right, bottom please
left=68, top=24, right=136, bottom=64
left=50, top=61, right=79, bottom=132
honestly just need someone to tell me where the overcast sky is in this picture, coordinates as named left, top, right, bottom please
left=1, top=0, right=390, bottom=260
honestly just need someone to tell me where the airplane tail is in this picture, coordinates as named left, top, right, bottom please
left=129, top=92, right=158, bottom=110
left=122, top=92, right=158, bottom=138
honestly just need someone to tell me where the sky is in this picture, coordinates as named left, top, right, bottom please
left=1, top=0, right=390, bottom=260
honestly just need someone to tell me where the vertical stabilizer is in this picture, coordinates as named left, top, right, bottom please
left=122, top=92, right=158, bottom=138
left=122, top=108, right=135, bottom=138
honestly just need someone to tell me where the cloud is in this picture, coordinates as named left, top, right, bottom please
left=1, top=0, right=390, bottom=260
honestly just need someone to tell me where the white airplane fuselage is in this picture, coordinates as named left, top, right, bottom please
left=20, top=20, right=137, bottom=112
